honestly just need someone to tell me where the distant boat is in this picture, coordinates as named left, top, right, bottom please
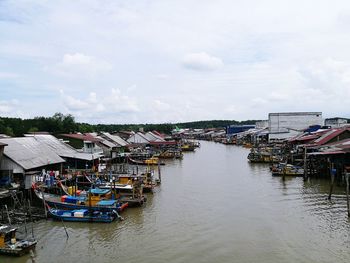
left=0, top=225, right=37, bottom=256
left=46, top=205, right=121, bottom=223
left=181, top=144, right=195, bottom=152
left=271, top=163, right=304, bottom=176
left=128, top=156, right=165, bottom=165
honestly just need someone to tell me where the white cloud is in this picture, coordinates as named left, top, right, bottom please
left=60, top=88, right=139, bottom=122
left=62, top=53, right=92, bottom=65
left=182, top=52, right=223, bottom=71
left=54, top=53, right=112, bottom=77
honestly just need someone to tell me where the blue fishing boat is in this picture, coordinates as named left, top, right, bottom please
left=47, top=205, right=121, bottom=223
left=33, top=187, right=128, bottom=213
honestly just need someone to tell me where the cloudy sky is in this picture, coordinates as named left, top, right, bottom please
left=1, top=0, right=350, bottom=124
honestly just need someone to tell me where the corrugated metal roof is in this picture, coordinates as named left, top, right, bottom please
left=144, top=132, right=165, bottom=142
left=0, top=137, right=65, bottom=170
left=98, top=138, right=117, bottom=148
left=127, top=132, right=150, bottom=144
left=308, top=151, right=346, bottom=156
left=25, top=134, right=99, bottom=161
left=61, top=133, right=101, bottom=142
left=101, top=132, right=129, bottom=147
left=313, top=128, right=350, bottom=145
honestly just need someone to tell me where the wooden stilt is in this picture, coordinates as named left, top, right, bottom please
left=28, top=199, right=34, bottom=238
left=303, top=147, right=308, bottom=181
left=328, top=162, right=335, bottom=200
left=345, top=172, right=350, bottom=218
left=41, top=190, right=47, bottom=219
left=158, top=160, right=162, bottom=184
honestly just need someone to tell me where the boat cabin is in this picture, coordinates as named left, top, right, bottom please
left=0, top=225, right=16, bottom=248
left=88, top=188, right=112, bottom=206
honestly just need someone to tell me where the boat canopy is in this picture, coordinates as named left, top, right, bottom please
left=90, top=189, right=110, bottom=195
left=0, top=225, right=16, bottom=234
left=97, top=200, right=117, bottom=206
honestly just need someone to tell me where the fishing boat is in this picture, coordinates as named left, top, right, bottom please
left=271, top=163, right=304, bottom=176
left=85, top=175, right=146, bottom=207
left=33, top=186, right=128, bottom=212
left=128, top=156, right=165, bottom=165
left=181, top=144, right=195, bottom=152
left=156, top=150, right=183, bottom=159
left=0, top=225, right=37, bottom=256
left=47, top=205, right=121, bottom=223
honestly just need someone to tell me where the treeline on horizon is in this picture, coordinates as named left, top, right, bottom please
left=0, top=113, right=259, bottom=137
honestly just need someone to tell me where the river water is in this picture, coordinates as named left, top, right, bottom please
left=2, top=141, right=350, bottom=263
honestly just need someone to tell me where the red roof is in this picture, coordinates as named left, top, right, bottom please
left=294, top=134, right=320, bottom=142
left=61, top=133, right=101, bottom=142
left=152, top=130, right=165, bottom=138
left=313, top=128, right=350, bottom=146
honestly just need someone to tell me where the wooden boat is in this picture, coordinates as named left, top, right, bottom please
left=271, top=163, right=304, bottom=176
left=47, top=205, right=121, bottom=223
left=33, top=187, right=128, bottom=212
left=247, top=151, right=282, bottom=163
left=181, top=144, right=195, bottom=152
left=0, top=225, right=37, bottom=256
left=85, top=175, right=146, bottom=207
left=157, top=150, right=183, bottom=159
left=128, top=157, right=165, bottom=165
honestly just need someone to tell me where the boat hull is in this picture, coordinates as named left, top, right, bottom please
left=0, top=242, right=37, bottom=257
left=48, top=209, right=118, bottom=223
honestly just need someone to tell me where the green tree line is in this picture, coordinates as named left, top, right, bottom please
left=0, top=113, right=258, bottom=136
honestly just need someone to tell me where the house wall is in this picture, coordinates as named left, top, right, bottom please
left=0, top=156, right=25, bottom=174
left=0, top=145, right=4, bottom=164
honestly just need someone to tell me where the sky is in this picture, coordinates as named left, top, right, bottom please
left=0, top=0, right=350, bottom=124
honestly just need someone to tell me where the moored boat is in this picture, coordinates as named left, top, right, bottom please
left=271, top=163, right=304, bottom=176
left=128, top=156, right=165, bottom=165
left=33, top=186, right=128, bottom=212
left=47, top=205, right=121, bottom=223
left=0, top=225, right=37, bottom=256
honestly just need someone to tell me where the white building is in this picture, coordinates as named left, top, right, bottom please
left=325, top=117, right=348, bottom=128
left=255, top=120, right=268, bottom=129
left=268, top=112, right=323, bottom=141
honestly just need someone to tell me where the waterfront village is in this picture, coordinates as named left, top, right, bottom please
left=0, top=111, right=350, bottom=257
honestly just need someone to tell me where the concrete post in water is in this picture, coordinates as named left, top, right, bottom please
left=41, top=190, right=48, bottom=219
